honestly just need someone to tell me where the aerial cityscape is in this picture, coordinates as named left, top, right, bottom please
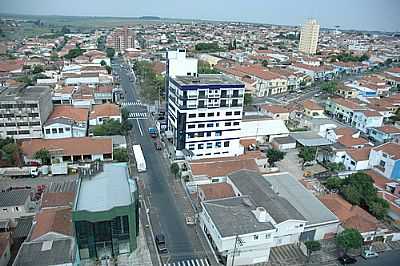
left=0, top=0, right=400, bottom=266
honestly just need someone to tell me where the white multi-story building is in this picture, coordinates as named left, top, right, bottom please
left=299, top=19, right=320, bottom=55
left=168, top=74, right=245, bottom=159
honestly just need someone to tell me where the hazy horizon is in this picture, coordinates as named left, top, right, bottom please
left=1, top=0, right=399, bottom=32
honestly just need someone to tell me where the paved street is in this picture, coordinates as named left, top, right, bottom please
left=354, top=250, right=400, bottom=266
left=113, top=58, right=212, bottom=265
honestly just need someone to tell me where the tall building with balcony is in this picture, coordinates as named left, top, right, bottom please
left=168, top=74, right=245, bottom=160
left=0, top=86, right=53, bottom=139
left=299, top=19, right=320, bottom=55
left=107, top=27, right=135, bottom=52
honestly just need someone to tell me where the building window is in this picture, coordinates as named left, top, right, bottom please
left=207, top=123, right=213, bottom=128
left=189, top=114, right=196, bottom=118
left=225, top=122, right=231, bottom=126
left=226, top=111, right=232, bottom=116
left=66, top=127, right=71, bottom=131
left=216, top=142, right=222, bottom=148
left=198, top=144, right=204, bottom=149
left=189, top=144, right=195, bottom=150
left=215, top=123, right=219, bottom=127
left=45, top=129, right=50, bottom=134
left=254, top=235, right=259, bottom=240
left=188, top=125, right=195, bottom=129
left=207, top=143, right=213, bottom=149
left=233, top=122, right=240, bottom=126
left=234, top=111, right=241, bottom=115
left=197, top=132, right=204, bottom=137
left=198, top=124, right=205, bottom=128
left=215, top=131, right=222, bottom=137
left=206, top=132, right=211, bottom=137
left=216, top=112, right=220, bottom=116
left=265, top=233, right=271, bottom=239
left=199, top=113, right=206, bottom=118
left=52, top=128, right=57, bottom=134
left=224, top=141, right=230, bottom=147
left=59, top=128, right=64, bottom=133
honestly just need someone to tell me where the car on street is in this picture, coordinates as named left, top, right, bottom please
left=155, top=234, right=168, bottom=254
left=361, top=249, right=379, bottom=259
left=338, top=254, right=357, bottom=265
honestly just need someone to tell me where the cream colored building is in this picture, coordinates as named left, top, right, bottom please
left=299, top=19, right=320, bottom=55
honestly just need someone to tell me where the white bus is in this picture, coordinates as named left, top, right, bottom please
left=132, top=144, right=146, bottom=172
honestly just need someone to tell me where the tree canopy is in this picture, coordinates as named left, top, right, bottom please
left=198, top=60, right=220, bottom=74
left=92, top=119, right=124, bottom=136
left=170, top=162, right=180, bottom=178
left=33, top=148, right=51, bottom=165
left=336, top=228, right=363, bottom=253
left=106, top=47, right=115, bottom=58
left=113, top=148, right=128, bottom=162
left=266, top=149, right=286, bottom=167
left=244, top=93, right=253, bottom=106
left=321, top=81, right=339, bottom=94
left=64, top=48, right=83, bottom=59
left=298, top=147, right=316, bottom=163
left=195, top=42, right=224, bottom=52
left=32, top=65, right=44, bottom=74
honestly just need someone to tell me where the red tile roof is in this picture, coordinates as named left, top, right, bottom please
left=303, top=100, right=323, bottom=110
left=21, top=137, right=112, bottom=158
left=89, top=103, right=120, bottom=119
left=41, top=192, right=75, bottom=209
left=372, top=142, right=400, bottom=160
left=199, top=183, right=235, bottom=201
left=48, top=105, right=89, bottom=122
left=346, top=147, right=371, bottom=161
left=260, top=104, right=289, bottom=114
left=319, top=194, right=381, bottom=233
left=191, top=158, right=259, bottom=178
left=30, top=207, right=72, bottom=241
left=372, top=125, right=400, bottom=134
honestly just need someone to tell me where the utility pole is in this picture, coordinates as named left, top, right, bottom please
left=231, top=235, right=239, bottom=266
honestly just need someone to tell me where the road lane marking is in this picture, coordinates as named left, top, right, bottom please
left=136, top=119, right=143, bottom=136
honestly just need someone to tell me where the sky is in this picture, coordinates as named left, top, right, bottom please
left=1, top=0, right=399, bottom=32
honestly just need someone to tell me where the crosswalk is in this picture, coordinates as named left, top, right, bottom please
left=121, top=101, right=144, bottom=107
left=164, top=258, right=210, bottom=266
left=128, top=112, right=147, bottom=119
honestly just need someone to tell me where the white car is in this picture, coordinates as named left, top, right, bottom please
left=361, top=249, right=379, bottom=259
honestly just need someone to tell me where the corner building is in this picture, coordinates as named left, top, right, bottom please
left=168, top=74, right=245, bottom=160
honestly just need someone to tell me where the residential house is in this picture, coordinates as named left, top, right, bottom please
left=43, top=105, right=89, bottom=139
left=52, top=86, right=76, bottom=105
left=94, top=86, right=113, bottom=104
left=240, top=116, right=290, bottom=143
left=259, top=104, right=290, bottom=121
left=0, top=189, right=33, bottom=224
left=343, top=147, right=372, bottom=171
left=303, top=100, right=325, bottom=118
left=13, top=207, right=76, bottom=266
left=199, top=170, right=339, bottom=266
left=319, top=194, right=389, bottom=242
left=336, top=84, right=358, bottom=99
left=352, top=110, right=384, bottom=133
left=383, top=67, right=400, bottom=89
left=198, top=183, right=235, bottom=202
left=368, top=126, right=400, bottom=144
left=20, top=137, right=113, bottom=164
left=325, top=97, right=365, bottom=124
left=289, top=63, right=335, bottom=81
left=89, top=103, right=121, bottom=126
left=369, top=142, right=400, bottom=181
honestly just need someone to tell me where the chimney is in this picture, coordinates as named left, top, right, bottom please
left=254, top=207, right=267, bottom=223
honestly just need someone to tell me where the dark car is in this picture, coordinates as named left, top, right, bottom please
left=338, top=255, right=357, bottom=265
left=155, top=234, right=168, bottom=254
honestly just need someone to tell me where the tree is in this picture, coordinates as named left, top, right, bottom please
left=304, top=240, right=321, bottom=258
left=92, top=119, right=123, bottom=136
left=368, top=198, right=389, bottom=219
left=244, top=93, right=253, bottom=106
left=321, top=81, right=338, bottom=94
left=327, top=162, right=345, bottom=172
left=100, top=60, right=107, bottom=66
left=113, top=148, right=128, bottom=162
left=105, top=65, right=112, bottom=74
left=198, top=60, right=220, bottom=74
left=325, top=176, right=343, bottom=190
left=50, top=52, right=59, bottom=61
left=15, top=75, right=33, bottom=86
left=170, top=162, right=180, bottom=178
left=266, top=149, right=286, bottom=167
left=336, top=228, right=363, bottom=253
left=33, top=148, right=51, bottom=165
left=341, top=185, right=362, bottom=205
left=64, top=48, right=83, bottom=59
left=1, top=143, right=18, bottom=165
left=298, top=147, right=316, bottom=163
left=106, top=47, right=115, bottom=58
left=32, top=65, right=44, bottom=74
left=261, top=60, right=269, bottom=67
left=194, top=42, right=224, bottom=52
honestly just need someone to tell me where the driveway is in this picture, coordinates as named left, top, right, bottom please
left=276, top=149, right=304, bottom=179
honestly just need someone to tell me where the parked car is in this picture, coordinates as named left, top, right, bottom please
left=361, top=249, right=379, bottom=259
left=155, top=234, right=168, bottom=254
left=338, top=255, right=357, bottom=265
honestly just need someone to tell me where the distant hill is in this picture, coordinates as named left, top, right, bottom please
left=139, top=16, right=161, bottom=20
